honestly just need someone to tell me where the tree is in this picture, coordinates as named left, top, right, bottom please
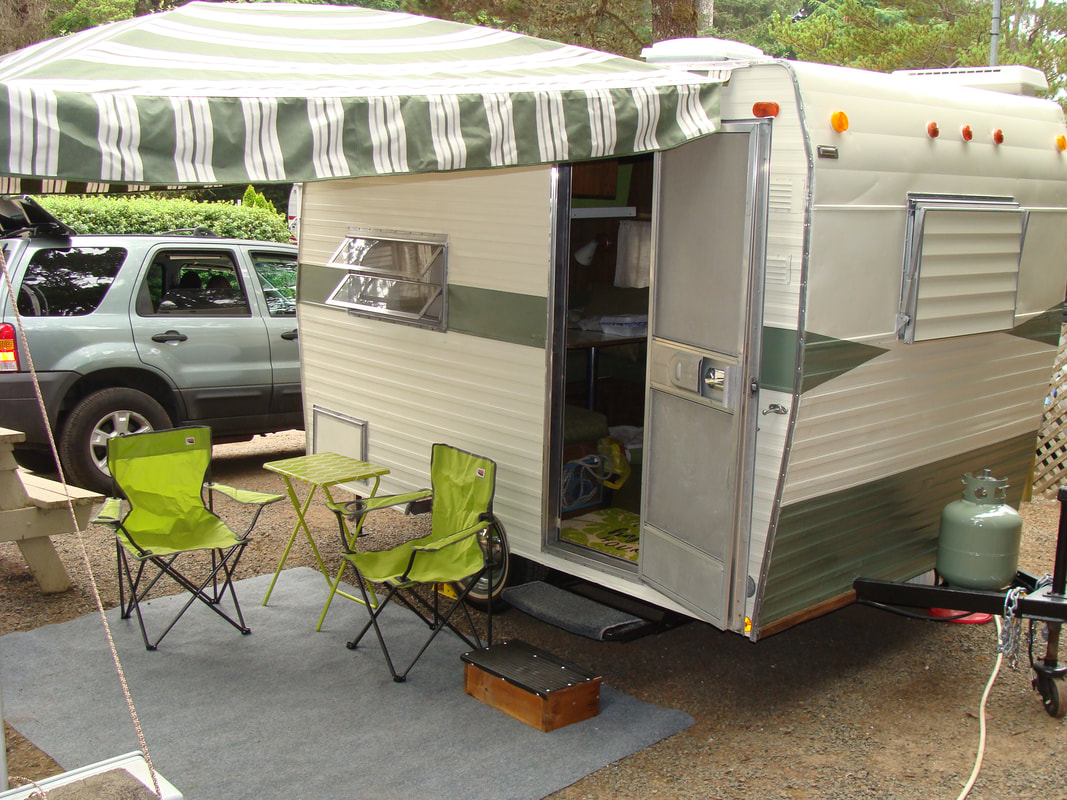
left=0, top=0, right=53, bottom=54
left=652, top=0, right=699, bottom=39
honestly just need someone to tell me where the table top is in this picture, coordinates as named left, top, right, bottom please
left=263, top=451, right=390, bottom=486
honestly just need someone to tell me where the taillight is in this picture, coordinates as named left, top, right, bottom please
left=0, top=323, right=19, bottom=372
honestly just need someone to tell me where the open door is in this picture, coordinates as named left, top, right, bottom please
left=639, top=123, right=768, bottom=631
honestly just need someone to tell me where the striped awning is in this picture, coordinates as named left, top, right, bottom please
left=0, top=2, right=721, bottom=189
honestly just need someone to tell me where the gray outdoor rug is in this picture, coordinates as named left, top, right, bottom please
left=0, top=568, right=693, bottom=800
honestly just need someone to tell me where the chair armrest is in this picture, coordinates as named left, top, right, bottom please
left=91, top=497, right=124, bottom=527
left=411, top=519, right=490, bottom=554
left=325, top=490, right=432, bottom=520
left=326, top=490, right=433, bottom=552
left=206, top=483, right=285, bottom=506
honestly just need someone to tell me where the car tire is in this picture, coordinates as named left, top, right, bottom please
left=59, top=388, right=172, bottom=494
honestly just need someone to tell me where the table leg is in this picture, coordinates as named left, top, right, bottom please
left=313, top=478, right=384, bottom=631
left=262, top=478, right=329, bottom=605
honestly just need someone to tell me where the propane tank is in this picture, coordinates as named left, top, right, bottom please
left=936, top=470, right=1023, bottom=590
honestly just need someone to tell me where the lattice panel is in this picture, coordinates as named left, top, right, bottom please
left=1033, top=324, right=1067, bottom=496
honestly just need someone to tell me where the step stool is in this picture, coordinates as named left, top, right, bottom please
left=461, top=640, right=602, bottom=732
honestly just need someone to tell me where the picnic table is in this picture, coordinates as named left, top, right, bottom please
left=0, top=427, right=102, bottom=593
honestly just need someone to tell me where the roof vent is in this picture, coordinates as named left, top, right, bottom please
left=642, top=37, right=767, bottom=65
left=892, top=65, right=1049, bottom=96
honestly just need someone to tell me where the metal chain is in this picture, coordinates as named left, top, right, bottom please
left=998, top=586, right=1027, bottom=670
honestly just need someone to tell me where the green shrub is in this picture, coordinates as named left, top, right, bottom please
left=34, top=195, right=291, bottom=243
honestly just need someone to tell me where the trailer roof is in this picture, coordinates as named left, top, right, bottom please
left=0, top=2, right=721, bottom=192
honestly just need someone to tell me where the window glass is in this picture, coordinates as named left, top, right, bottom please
left=252, top=252, right=297, bottom=317
left=326, top=230, right=447, bottom=328
left=16, top=246, right=126, bottom=317
left=143, top=250, right=251, bottom=317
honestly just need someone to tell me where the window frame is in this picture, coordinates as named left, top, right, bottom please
left=324, top=228, right=448, bottom=330
left=897, top=194, right=1026, bottom=344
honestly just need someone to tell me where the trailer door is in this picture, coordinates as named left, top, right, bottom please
left=640, top=124, right=767, bottom=631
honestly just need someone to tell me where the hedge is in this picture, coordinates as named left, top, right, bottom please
left=34, top=195, right=291, bottom=243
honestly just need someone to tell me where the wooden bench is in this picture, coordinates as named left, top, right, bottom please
left=0, top=428, right=103, bottom=593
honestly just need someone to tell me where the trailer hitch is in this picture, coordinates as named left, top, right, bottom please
left=853, top=485, right=1067, bottom=717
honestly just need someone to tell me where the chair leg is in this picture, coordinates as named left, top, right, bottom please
left=347, top=568, right=492, bottom=682
left=117, top=543, right=252, bottom=650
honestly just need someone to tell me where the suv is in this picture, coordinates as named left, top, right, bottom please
left=0, top=196, right=302, bottom=494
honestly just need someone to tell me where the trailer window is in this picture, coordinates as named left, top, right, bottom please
left=325, top=229, right=447, bottom=330
left=897, top=195, right=1024, bottom=343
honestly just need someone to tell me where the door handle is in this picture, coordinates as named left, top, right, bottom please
left=151, top=330, right=188, bottom=343
left=762, top=403, right=789, bottom=416
left=281, top=329, right=299, bottom=341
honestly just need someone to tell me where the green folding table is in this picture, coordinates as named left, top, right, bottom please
left=262, top=452, right=390, bottom=630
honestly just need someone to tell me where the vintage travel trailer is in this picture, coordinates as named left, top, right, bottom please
left=294, top=41, right=1067, bottom=640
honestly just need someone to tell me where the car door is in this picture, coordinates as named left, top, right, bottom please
left=130, top=244, right=274, bottom=424
left=244, top=248, right=301, bottom=416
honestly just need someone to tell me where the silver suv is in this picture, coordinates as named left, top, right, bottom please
left=0, top=196, right=302, bottom=494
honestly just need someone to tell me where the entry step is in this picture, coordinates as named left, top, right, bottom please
left=502, top=580, right=681, bottom=641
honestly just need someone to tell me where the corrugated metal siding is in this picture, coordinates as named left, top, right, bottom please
left=759, top=430, right=1035, bottom=627
left=298, top=170, right=554, bottom=556
left=300, top=167, right=553, bottom=297
left=786, top=331, right=1052, bottom=506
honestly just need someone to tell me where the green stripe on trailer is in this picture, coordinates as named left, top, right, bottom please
left=758, top=431, right=1035, bottom=628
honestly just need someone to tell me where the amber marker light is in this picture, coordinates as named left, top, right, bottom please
left=752, top=101, right=780, bottom=118
left=927, top=121, right=940, bottom=138
left=961, top=125, right=973, bottom=142
left=830, top=110, right=849, bottom=133
left=992, top=129, right=1005, bottom=145
left=1057, top=134, right=1067, bottom=152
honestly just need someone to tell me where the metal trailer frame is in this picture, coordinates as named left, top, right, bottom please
left=853, top=487, right=1067, bottom=717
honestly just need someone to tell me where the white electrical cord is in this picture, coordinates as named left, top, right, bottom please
left=955, top=616, right=1004, bottom=800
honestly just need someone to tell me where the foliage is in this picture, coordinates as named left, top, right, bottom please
left=770, top=0, right=1067, bottom=100
left=32, top=195, right=291, bottom=243
left=241, top=185, right=278, bottom=214
left=702, top=0, right=800, bottom=58
left=51, top=0, right=136, bottom=37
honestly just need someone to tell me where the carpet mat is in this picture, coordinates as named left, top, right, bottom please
left=502, top=581, right=646, bottom=641
left=0, top=568, right=692, bottom=800
left=559, top=507, right=640, bottom=562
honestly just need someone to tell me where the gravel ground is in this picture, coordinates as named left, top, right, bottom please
left=2, top=430, right=1065, bottom=799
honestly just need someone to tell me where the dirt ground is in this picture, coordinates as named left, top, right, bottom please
left=1, top=431, right=1064, bottom=799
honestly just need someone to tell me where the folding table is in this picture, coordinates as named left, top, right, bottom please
left=262, top=452, right=389, bottom=629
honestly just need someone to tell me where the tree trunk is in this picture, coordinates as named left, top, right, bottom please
left=697, top=0, right=714, bottom=32
left=652, top=0, right=699, bottom=42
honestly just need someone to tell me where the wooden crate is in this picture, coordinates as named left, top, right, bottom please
left=462, top=641, right=602, bottom=732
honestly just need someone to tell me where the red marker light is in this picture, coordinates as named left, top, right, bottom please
left=961, top=125, right=973, bottom=142
left=927, top=121, right=940, bottom=138
left=992, top=129, right=1004, bottom=145
left=752, top=102, right=780, bottom=118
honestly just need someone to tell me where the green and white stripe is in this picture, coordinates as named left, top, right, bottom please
left=0, top=2, right=721, bottom=187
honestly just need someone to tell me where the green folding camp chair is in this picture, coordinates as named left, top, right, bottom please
left=91, top=426, right=283, bottom=650
left=327, top=443, right=507, bottom=682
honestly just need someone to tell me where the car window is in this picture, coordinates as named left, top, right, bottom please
left=252, top=251, right=297, bottom=317
left=142, top=250, right=251, bottom=317
left=16, top=246, right=126, bottom=317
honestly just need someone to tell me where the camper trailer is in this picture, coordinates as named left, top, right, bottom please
left=294, top=42, right=1067, bottom=640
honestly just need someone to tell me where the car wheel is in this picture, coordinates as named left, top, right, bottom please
left=59, top=388, right=172, bottom=494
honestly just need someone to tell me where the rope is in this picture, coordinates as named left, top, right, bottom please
left=0, top=249, right=162, bottom=798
